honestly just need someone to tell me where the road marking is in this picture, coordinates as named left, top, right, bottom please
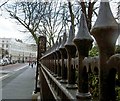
left=0, top=71, right=10, bottom=73
left=0, top=64, right=28, bottom=81
left=14, top=64, right=28, bottom=72
left=0, top=74, right=9, bottom=80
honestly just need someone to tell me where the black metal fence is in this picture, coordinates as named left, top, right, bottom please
left=39, top=1, right=120, bottom=101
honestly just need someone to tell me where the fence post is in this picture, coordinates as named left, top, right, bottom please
left=50, top=46, right=56, bottom=75
left=35, top=36, right=46, bottom=100
left=56, top=39, right=62, bottom=79
left=65, top=25, right=77, bottom=89
left=91, top=1, right=119, bottom=100
left=34, top=36, right=46, bottom=93
left=59, top=32, right=68, bottom=83
left=53, top=42, right=58, bottom=77
left=48, top=47, right=54, bottom=73
left=73, top=12, right=93, bottom=100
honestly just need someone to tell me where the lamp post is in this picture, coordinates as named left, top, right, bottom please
left=9, top=54, right=12, bottom=64
left=22, top=52, right=24, bottom=63
left=18, top=54, right=20, bottom=63
left=29, top=53, right=31, bottom=65
left=2, top=41, right=4, bottom=59
left=2, top=49, right=4, bottom=59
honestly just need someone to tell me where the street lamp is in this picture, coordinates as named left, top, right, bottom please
left=2, top=40, right=4, bottom=59
left=29, top=53, right=31, bottom=65
left=2, top=48, right=4, bottom=59
left=22, top=52, right=24, bottom=63
left=18, top=54, right=20, bottom=63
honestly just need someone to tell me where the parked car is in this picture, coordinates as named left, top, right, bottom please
left=3, top=58, right=10, bottom=65
left=0, top=59, right=5, bottom=66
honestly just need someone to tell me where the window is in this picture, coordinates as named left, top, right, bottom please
left=2, top=44, right=4, bottom=48
left=6, top=44, right=8, bottom=48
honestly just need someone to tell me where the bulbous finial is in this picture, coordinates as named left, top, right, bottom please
left=91, top=0, right=119, bottom=57
left=65, top=25, right=75, bottom=46
left=56, top=38, right=62, bottom=51
left=73, top=12, right=93, bottom=57
left=92, top=0, right=118, bottom=29
left=64, top=25, right=76, bottom=58
left=59, top=32, right=67, bottom=49
left=90, top=1, right=120, bottom=100
left=53, top=41, right=58, bottom=53
left=74, top=12, right=93, bottom=42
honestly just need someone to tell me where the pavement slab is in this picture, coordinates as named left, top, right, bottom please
left=1, top=66, right=36, bottom=101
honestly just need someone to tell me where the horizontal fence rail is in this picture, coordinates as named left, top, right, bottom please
left=38, top=1, right=120, bottom=101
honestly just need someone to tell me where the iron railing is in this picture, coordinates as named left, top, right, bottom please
left=39, top=1, right=120, bottom=101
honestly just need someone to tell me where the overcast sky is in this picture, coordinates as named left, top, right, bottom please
left=0, top=0, right=34, bottom=43
left=0, top=0, right=119, bottom=43
left=0, top=16, right=28, bottom=38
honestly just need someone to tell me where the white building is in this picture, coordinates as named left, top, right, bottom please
left=0, top=38, right=37, bottom=62
left=118, top=2, right=120, bottom=45
left=118, top=2, right=120, bottom=22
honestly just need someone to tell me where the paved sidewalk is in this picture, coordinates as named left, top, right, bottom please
left=2, top=65, right=36, bottom=101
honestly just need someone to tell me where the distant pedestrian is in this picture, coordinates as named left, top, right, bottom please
left=35, top=61, right=36, bottom=65
left=29, top=61, right=31, bottom=66
left=31, top=62, right=33, bottom=68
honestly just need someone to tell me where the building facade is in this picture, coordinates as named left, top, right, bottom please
left=0, top=38, right=37, bottom=63
left=118, top=2, right=120, bottom=45
left=118, top=2, right=120, bottom=21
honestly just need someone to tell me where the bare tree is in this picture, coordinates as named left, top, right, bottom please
left=38, top=1, right=69, bottom=47
left=79, top=0, right=98, bottom=31
left=6, top=0, right=47, bottom=44
left=67, top=0, right=98, bottom=31
left=0, top=0, right=9, bottom=8
left=5, top=0, right=99, bottom=46
left=38, top=1, right=65, bottom=47
left=6, top=0, right=66, bottom=47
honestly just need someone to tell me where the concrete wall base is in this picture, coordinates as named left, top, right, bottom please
left=32, top=91, right=40, bottom=101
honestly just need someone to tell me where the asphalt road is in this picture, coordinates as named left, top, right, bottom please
left=0, top=63, right=28, bottom=81
left=0, top=63, right=28, bottom=71
left=0, top=63, right=36, bottom=100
